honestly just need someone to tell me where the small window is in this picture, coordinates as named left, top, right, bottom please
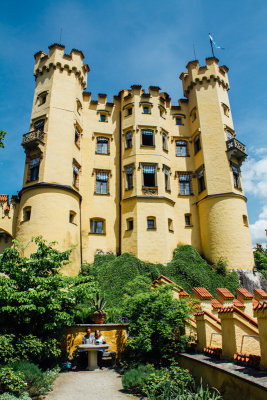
left=197, top=168, right=206, bottom=193
left=34, top=119, right=45, bottom=132
left=127, top=107, right=132, bottom=116
left=143, top=106, right=149, bottom=114
left=127, top=218, right=134, bottom=230
left=243, top=215, right=248, bottom=226
left=29, top=158, right=40, bottom=181
left=100, top=114, right=106, bottom=122
left=168, top=218, right=173, bottom=232
left=126, top=166, right=133, bottom=190
left=176, top=140, right=187, bottom=157
left=75, top=127, right=81, bottom=147
left=38, top=93, right=47, bottom=106
left=96, top=172, right=109, bottom=194
left=162, top=133, right=168, bottom=151
left=164, top=167, right=170, bottom=191
left=232, top=164, right=241, bottom=189
left=126, top=131, right=132, bottom=149
left=141, top=129, right=154, bottom=146
left=185, top=214, right=192, bottom=227
left=69, top=211, right=76, bottom=224
left=178, top=174, right=191, bottom=195
left=191, top=110, right=197, bottom=122
left=194, top=135, right=201, bottom=154
left=176, top=117, right=182, bottom=125
left=73, top=163, right=80, bottom=188
left=90, top=219, right=104, bottom=234
left=23, top=207, right=31, bottom=222
left=143, top=165, right=156, bottom=187
left=96, top=137, right=109, bottom=154
left=222, top=103, right=229, bottom=117
left=147, top=217, right=156, bottom=230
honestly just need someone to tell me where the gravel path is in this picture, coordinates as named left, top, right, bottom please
left=45, top=369, right=139, bottom=400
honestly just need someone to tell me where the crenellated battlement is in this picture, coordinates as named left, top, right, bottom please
left=179, top=57, right=230, bottom=98
left=34, top=44, right=90, bottom=89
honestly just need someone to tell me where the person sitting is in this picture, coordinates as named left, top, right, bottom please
left=82, top=328, right=95, bottom=344
left=95, top=329, right=106, bottom=369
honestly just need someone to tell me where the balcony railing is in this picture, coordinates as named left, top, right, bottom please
left=22, top=129, right=45, bottom=148
left=226, top=138, right=247, bottom=163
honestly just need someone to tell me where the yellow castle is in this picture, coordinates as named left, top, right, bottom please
left=0, top=44, right=254, bottom=275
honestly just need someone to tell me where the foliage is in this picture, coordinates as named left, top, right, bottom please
left=0, top=368, right=26, bottom=396
left=0, top=393, right=31, bottom=400
left=0, top=237, right=98, bottom=367
left=122, top=286, right=190, bottom=366
left=82, top=246, right=239, bottom=316
left=122, top=365, right=222, bottom=400
left=0, top=336, right=16, bottom=365
left=0, top=131, right=7, bottom=149
left=165, top=246, right=239, bottom=296
left=92, top=292, right=107, bottom=313
left=254, top=246, right=267, bottom=271
left=121, top=364, right=156, bottom=394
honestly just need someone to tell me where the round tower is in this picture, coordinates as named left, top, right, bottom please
left=180, top=58, right=254, bottom=270
left=16, top=44, right=89, bottom=275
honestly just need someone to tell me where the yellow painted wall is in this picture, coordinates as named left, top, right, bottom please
left=5, top=46, right=254, bottom=274
left=254, top=307, right=267, bottom=370
left=63, top=324, right=128, bottom=360
left=195, top=314, right=222, bottom=351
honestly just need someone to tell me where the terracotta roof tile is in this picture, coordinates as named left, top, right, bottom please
left=0, top=195, right=8, bottom=202
left=193, top=287, right=213, bottom=300
left=218, top=306, right=258, bottom=327
left=233, top=299, right=245, bottom=309
left=254, top=289, right=267, bottom=299
left=236, top=288, right=253, bottom=299
left=253, top=299, right=259, bottom=309
left=216, top=288, right=235, bottom=299
left=254, top=300, right=267, bottom=311
left=179, top=290, right=190, bottom=297
left=211, top=299, right=223, bottom=309
left=152, top=275, right=184, bottom=291
left=194, top=310, right=221, bottom=324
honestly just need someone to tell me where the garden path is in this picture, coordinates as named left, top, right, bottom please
left=45, top=369, right=139, bottom=400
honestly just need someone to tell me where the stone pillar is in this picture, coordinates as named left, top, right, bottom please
left=236, top=288, right=254, bottom=319
left=194, top=311, right=222, bottom=352
left=254, top=302, right=267, bottom=370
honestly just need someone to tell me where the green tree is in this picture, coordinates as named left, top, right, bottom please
left=0, top=237, right=97, bottom=367
left=122, top=285, right=190, bottom=366
left=0, top=131, right=7, bottom=149
left=254, top=246, right=267, bottom=271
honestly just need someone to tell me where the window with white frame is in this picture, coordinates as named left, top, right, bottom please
left=96, top=137, right=109, bottom=154
left=176, top=140, right=187, bottom=157
left=95, top=172, right=109, bottom=194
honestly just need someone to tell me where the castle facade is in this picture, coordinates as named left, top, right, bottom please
left=0, top=44, right=254, bottom=274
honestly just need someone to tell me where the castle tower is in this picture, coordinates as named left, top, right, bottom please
left=180, top=58, right=254, bottom=269
left=16, top=44, right=89, bottom=275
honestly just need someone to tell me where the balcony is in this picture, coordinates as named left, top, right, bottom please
left=226, top=138, right=247, bottom=164
left=22, top=129, right=45, bottom=150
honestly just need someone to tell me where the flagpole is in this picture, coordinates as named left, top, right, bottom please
left=209, top=33, right=215, bottom=58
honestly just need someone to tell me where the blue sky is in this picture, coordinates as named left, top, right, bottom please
left=0, top=0, right=266, bottom=245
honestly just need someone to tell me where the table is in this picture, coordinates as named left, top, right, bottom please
left=77, top=344, right=109, bottom=370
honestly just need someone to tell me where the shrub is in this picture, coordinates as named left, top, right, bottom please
left=121, top=364, right=156, bottom=394
left=122, top=286, right=190, bottom=366
left=0, top=367, right=26, bottom=396
left=10, top=362, right=43, bottom=397
left=0, top=336, right=16, bottom=365
left=0, top=394, right=31, bottom=400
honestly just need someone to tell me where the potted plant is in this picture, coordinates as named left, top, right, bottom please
left=92, top=293, right=107, bottom=324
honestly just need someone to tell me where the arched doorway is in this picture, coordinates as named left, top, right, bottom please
left=0, top=230, right=13, bottom=254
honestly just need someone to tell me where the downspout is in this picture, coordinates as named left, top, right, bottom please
left=79, top=196, right=83, bottom=268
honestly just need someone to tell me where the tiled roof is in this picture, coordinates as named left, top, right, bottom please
left=179, top=290, right=190, bottom=297
left=233, top=299, right=245, bottom=309
left=211, top=299, right=223, bottom=309
left=152, top=275, right=184, bottom=291
left=194, top=310, right=221, bottom=324
left=193, top=287, right=213, bottom=300
left=252, top=299, right=259, bottom=309
left=254, top=300, right=267, bottom=311
left=236, top=288, right=253, bottom=299
left=254, top=289, right=267, bottom=299
left=216, top=288, right=234, bottom=299
left=218, top=306, right=258, bottom=327
left=0, top=195, right=8, bottom=202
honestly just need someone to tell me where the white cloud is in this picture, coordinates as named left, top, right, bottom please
left=242, top=153, right=267, bottom=245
